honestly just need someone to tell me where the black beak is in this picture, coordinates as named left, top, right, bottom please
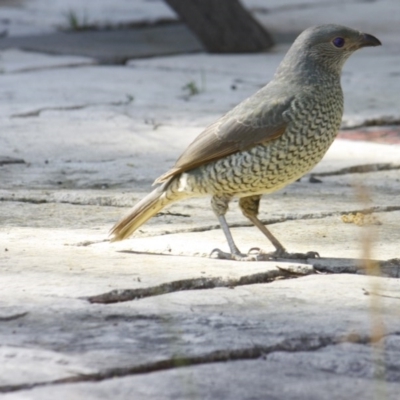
left=359, top=33, right=382, bottom=47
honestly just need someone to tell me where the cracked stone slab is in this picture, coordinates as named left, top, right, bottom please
left=1, top=275, right=400, bottom=395
left=87, top=258, right=400, bottom=304
left=3, top=349, right=400, bottom=400
left=0, top=68, right=141, bottom=118
left=1, top=2, right=400, bottom=398
left=1, top=199, right=400, bottom=293
left=3, top=223, right=310, bottom=298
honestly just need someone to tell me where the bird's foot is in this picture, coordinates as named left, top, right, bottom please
left=210, top=247, right=320, bottom=262
left=210, top=248, right=260, bottom=261
left=248, top=247, right=320, bottom=261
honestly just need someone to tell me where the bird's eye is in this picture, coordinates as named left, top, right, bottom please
left=332, top=37, right=345, bottom=48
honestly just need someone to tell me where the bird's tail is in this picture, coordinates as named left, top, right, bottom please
left=110, top=181, right=179, bottom=242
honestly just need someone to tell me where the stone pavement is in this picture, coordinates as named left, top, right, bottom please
left=1, top=1, right=400, bottom=399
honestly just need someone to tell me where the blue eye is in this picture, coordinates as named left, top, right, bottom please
left=332, top=37, right=345, bottom=48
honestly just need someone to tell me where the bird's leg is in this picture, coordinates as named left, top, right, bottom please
left=210, top=195, right=258, bottom=261
left=213, top=215, right=243, bottom=259
left=239, top=196, right=320, bottom=260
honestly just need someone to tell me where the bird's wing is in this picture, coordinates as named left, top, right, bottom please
left=154, top=92, right=293, bottom=184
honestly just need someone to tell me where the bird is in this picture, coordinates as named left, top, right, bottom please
left=110, top=24, right=381, bottom=261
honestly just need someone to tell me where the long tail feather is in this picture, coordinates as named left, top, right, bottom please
left=110, top=184, right=172, bottom=241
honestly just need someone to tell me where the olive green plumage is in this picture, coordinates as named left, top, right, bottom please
left=111, top=24, right=381, bottom=260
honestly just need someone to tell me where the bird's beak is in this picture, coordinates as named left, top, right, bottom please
left=358, top=32, right=382, bottom=48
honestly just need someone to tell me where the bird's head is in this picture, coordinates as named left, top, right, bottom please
left=278, top=24, right=381, bottom=79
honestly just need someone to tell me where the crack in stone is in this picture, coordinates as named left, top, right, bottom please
left=158, top=210, right=191, bottom=218
left=10, top=96, right=133, bottom=118
left=5, top=62, right=97, bottom=75
left=0, top=311, right=28, bottom=322
left=50, top=17, right=180, bottom=36
left=69, top=239, right=109, bottom=247
left=0, top=332, right=384, bottom=394
left=0, top=195, right=122, bottom=206
left=86, top=265, right=313, bottom=304
left=313, top=163, right=400, bottom=177
left=11, top=105, right=89, bottom=118
left=312, top=257, right=400, bottom=278
left=86, top=258, right=400, bottom=305
left=342, top=117, right=400, bottom=130
left=0, top=156, right=25, bottom=166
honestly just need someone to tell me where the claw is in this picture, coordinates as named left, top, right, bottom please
left=305, top=251, right=320, bottom=259
left=210, top=248, right=259, bottom=261
left=211, top=247, right=320, bottom=261
left=267, top=249, right=320, bottom=260
left=210, top=248, right=232, bottom=260
left=247, top=248, right=321, bottom=261
left=248, top=247, right=262, bottom=255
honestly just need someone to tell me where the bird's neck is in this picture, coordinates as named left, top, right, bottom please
left=274, top=52, right=342, bottom=86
